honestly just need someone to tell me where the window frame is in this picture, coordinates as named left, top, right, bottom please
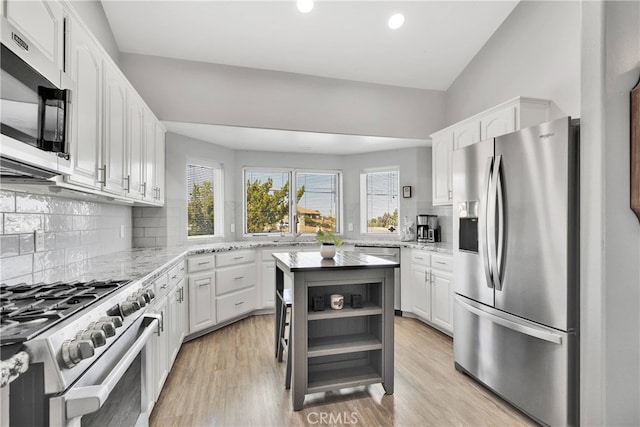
left=242, top=167, right=343, bottom=237
left=186, top=159, right=225, bottom=240
left=360, top=167, right=400, bottom=235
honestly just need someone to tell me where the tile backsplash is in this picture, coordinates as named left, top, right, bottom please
left=0, top=190, right=132, bottom=284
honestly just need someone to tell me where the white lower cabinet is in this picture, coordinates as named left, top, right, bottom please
left=411, top=262, right=431, bottom=320
left=261, top=261, right=276, bottom=308
left=188, top=271, right=216, bottom=333
left=401, top=249, right=454, bottom=335
left=216, top=287, right=257, bottom=324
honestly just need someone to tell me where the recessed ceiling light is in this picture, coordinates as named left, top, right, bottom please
left=388, top=13, right=405, bottom=30
left=297, top=0, right=314, bottom=14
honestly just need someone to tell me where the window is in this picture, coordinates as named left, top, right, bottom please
left=295, top=172, right=339, bottom=233
left=361, top=169, right=399, bottom=234
left=244, top=168, right=341, bottom=235
left=187, top=162, right=223, bottom=238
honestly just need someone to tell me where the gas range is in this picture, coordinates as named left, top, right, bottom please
left=0, top=280, right=131, bottom=349
left=1, top=277, right=157, bottom=394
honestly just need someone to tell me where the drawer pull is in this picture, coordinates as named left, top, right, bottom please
left=234, top=276, right=244, bottom=280
left=235, top=301, right=245, bottom=306
left=197, top=261, right=210, bottom=266
left=233, top=256, right=244, bottom=260
left=195, top=278, right=210, bottom=286
left=171, top=274, right=178, bottom=279
left=414, top=257, right=424, bottom=260
left=435, top=261, right=447, bottom=265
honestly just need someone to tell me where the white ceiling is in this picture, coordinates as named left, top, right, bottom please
left=163, top=121, right=430, bottom=154
left=102, top=0, right=519, bottom=153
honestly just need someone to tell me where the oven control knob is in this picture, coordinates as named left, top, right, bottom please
left=88, top=321, right=116, bottom=338
left=137, top=290, right=152, bottom=304
left=75, top=330, right=107, bottom=348
left=119, top=301, right=139, bottom=317
left=146, top=289, right=155, bottom=301
left=106, top=305, right=121, bottom=318
left=61, top=339, right=95, bottom=368
left=99, top=316, right=123, bottom=328
left=128, top=294, right=147, bottom=308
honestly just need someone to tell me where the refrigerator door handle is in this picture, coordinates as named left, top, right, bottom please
left=481, top=156, right=494, bottom=289
left=487, top=155, right=500, bottom=290
left=495, top=155, right=505, bottom=291
left=455, top=295, right=563, bottom=344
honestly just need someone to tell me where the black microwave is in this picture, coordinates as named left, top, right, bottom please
left=1, top=42, right=69, bottom=158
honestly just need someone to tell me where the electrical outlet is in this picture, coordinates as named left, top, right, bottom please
left=348, top=223, right=354, bottom=232
left=120, top=224, right=125, bottom=238
left=34, top=230, right=44, bottom=252
left=230, top=224, right=235, bottom=233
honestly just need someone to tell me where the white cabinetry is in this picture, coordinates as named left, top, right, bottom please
left=146, top=259, right=186, bottom=411
left=431, top=97, right=549, bottom=206
left=155, top=122, right=166, bottom=204
left=102, top=61, right=128, bottom=196
left=3, top=0, right=64, bottom=85
left=126, top=93, right=145, bottom=200
left=408, top=251, right=431, bottom=320
left=431, top=133, right=453, bottom=205
left=187, top=254, right=216, bottom=334
left=66, top=17, right=102, bottom=189
left=401, top=249, right=453, bottom=335
left=215, top=250, right=256, bottom=323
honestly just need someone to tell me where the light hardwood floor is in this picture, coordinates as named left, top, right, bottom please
left=150, top=314, right=536, bottom=427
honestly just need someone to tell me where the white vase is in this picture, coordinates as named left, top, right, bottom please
left=320, top=243, right=336, bottom=259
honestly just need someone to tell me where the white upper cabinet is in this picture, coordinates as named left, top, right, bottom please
left=155, top=122, right=166, bottom=204
left=143, top=110, right=156, bottom=202
left=453, top=120, right=481, bottom=151
left=430, top=97, right=550, bottom=206
left=431, top=132, right=453, bottom=206
left=66, top=17, right=102, bottom=189
left=127, top=93, right=145, bottom=200
left=480, top=106, right=516, bottom=140
left=3, top=0, right=64, bottom=83
left=103, top=62, right=128, bottom=196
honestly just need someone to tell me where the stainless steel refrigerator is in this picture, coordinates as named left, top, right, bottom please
left=452, top=117, right=579, bottom=426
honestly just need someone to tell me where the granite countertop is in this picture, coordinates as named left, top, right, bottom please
left=67, top=240, right=451, bottom=284
left=272, top=250, right=400, bottom=272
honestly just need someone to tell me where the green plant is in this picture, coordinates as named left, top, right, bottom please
left=315, top=229, right=342, bottom=246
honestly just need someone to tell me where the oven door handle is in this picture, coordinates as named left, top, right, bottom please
left=64, top=314, right=161, bottom=419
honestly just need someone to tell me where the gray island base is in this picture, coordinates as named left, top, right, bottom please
left=272, top=251, right=399, bottom=411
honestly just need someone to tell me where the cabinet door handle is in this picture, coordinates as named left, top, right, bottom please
left=448, top=189, right=453, bottom=200
left=180, top=287, right=184, bottom=302
left=123, top=175, right=130, bottom=192
left=141, top=182, right=147, bottom=197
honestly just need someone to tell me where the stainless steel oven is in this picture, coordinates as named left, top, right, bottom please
left=49, top=314, right=159, bottom=426
left=1, top=279, right=160, bottom=427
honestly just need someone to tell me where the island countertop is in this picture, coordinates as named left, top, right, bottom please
left=272, top=251, right=400, bottom=272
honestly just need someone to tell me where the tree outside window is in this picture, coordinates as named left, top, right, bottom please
left=244, top=169, right=341, bottom=234
left=187, top=163, right=222, bottom=237
left=362, top=170, right=399, bottom=234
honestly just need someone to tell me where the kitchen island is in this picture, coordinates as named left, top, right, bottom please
left=272, top=251, right=399, bottom=411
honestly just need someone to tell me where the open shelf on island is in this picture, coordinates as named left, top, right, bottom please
left=307, top=364, right=382, bottom=393
left=307, top=302, right=382, bottom=320
left=308, top=333, right=382, bottom=358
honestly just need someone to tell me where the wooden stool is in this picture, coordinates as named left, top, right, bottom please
left=276, top=288, right=293, bottom=389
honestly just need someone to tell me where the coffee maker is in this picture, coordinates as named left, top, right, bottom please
left=416, top=214, right=440, bottom=243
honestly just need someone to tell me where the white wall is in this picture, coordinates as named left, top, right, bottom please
left=68, top=0, right=120, bottom=65
left=580, top=1, right=640, bottom=425
left=445, top=0, right=581, bottom=125
left=119, top=53, right=446, bottom=140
